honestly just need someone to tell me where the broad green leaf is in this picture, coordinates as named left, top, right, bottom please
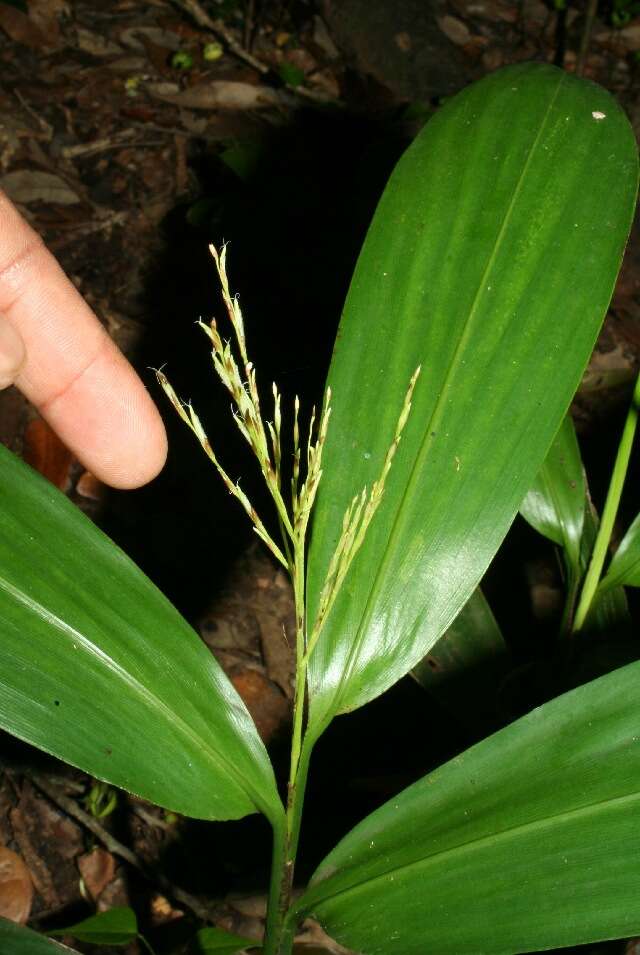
left=0, top=919, right=79, bottom=953
left=598, top=510, right=640, bottom=592
left=0, top=445, right=281, bottom=824
left=193, top=925, right=258, bottom=953
left=411, top=587, right=508, bottom=733
left=295, top=660, right=640, bottom=954
left=587, top=580, right=631, bottom=632
left=306, top=63, right=638, bottom=733
left=519, top=413, right=586, bottom=574
left=51, top=907, right=136, bottom=946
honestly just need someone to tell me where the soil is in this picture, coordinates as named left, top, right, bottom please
left=0, top=1, right=640, bottom=953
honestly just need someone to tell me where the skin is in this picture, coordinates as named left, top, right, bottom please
left=0, top=190, right=167, bottom=489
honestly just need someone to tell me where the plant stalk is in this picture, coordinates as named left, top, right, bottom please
left=573, top=371, right=640, bottom=630
left=263, top=537, right=313, bottom=955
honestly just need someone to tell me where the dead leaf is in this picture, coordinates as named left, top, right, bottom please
left=76, top=470, right=105, bottom=501
left=23, top=417, right=75, bottom=490
left=27, top=0, right=67, bottom=46
left=259, top=608, right=295, bottom=698
left=77, top=848, right=115, bottom=902
left=0, top=4, right=48, bottom=49
left=311, top=15, right=339, bottom=59
left=294, top=917, right=356, bottom=954
left=148, top=81, right=283, bottom=110
left=107, top=55, right=147, bottom=73
left=75, top=26, right=123, bottom=57
left=145, top=81, right=180, bottom=97
left=616, top=22, right=640, bottom=50
left=0, top=112, right=45, bottom=172
left=437, top=14, right=472, bottom=46
left=119, top=26, right=181, bottom=51
left=0, top=169, right=80, bottom=205
left=178, top=109, right=209, bottom=135
left=310, top=69, right=341, bottom=99
left=150, top=893, right=184, bottom=926
left=29, top=0, right=70, bottom=17
left=0, top=846, right=33, bottom=924
left=230, top=670, right=289, bottom=744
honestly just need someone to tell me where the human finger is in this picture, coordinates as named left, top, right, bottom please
left=0, top=191, right=167, bottom=489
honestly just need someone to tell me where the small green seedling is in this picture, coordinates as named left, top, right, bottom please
left=171, top=50, right=194, bottom=71
left=83, top=780, right=117, bottom=820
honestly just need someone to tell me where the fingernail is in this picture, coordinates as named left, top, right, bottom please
left=0, top=314, right=26, bottom=389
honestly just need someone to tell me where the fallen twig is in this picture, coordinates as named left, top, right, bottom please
left=171, top=0, right=340, bottom=106
left=26, top=772, right=224, bottom=923
left=172, top=0, right=268, bottom=73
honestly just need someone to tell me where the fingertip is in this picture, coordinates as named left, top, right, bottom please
left=37, top=344, right=169, bottom=491
left=105, top=405, right=168, bottom=490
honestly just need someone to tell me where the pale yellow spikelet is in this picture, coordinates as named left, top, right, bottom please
left=305, top=366, right=421, bottom=661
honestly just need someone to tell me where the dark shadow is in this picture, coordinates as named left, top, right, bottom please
left=99, top=105, right=411, bottom=624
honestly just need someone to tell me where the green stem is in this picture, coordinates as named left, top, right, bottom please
left=263, top=731, right=314, bottom=955
left=573, top=371, right=640, bottom=631
left=264, top=814, right=289, bottom=955
left=263, top=536, right=314, bottom=955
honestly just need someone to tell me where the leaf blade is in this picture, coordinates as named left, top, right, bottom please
left=296, top=661, right=640, bottom=954
left=598, top=510, right=640, bottom=592
left=519, top=413, right=586, bottom=574
left=306, top=62, right=638, bottom=730
left=0, top=919, right=79, bottom=954
left=0, top=444, right=281, bottom=824
left=50, top=908, right=137, bottom=946
left=193, top=925, right=258, bottom=953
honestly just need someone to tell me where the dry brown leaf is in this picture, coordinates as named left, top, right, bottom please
left=0, top=112, right=46, bottom=171
left=150, top=893, right=184, bottom=926
left=27, top=0, right=68, bottom=46
left=311, top=15, right=339, bottom=59
left=29, top=0, right=70, bottom=17
left=616, top=22, right=640, bottom=49
left=75, top=26, right=123, bottom=57
left=76, top=470, right=106, bottom=501
left=107, top=55, right=147, bottom=73
left=0, top=846, right=33, bottom=924
left=230, top=670, right=289, bottom=744
left=23, top=417, right=75, bottom=491
left=119, top=25, right=181, bottom=51
left=0, top=4, right=48, bottom=48
left=310, top=69, right=341, bottom=100
left=294, top=917, right=356, bottom=954
left=148, top=81, right=283, bottom=110
left=437, top=14, right=472, bottom=46
left=0, top=169, right=80, bottom=205
left=78, top=848, right=115, bottom=902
